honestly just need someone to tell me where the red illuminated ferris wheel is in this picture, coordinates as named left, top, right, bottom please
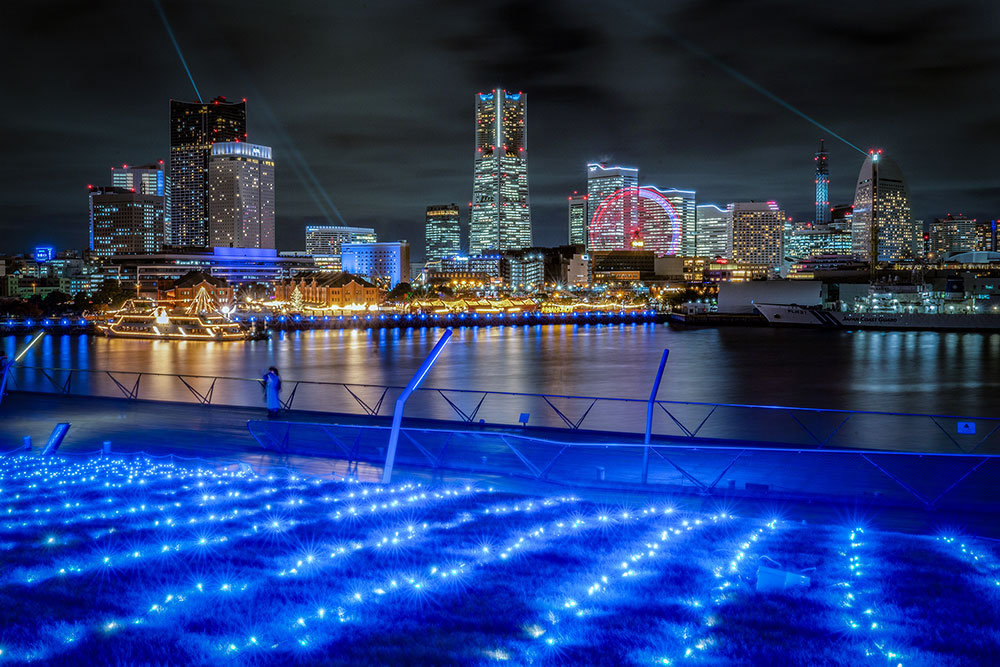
left=588, top=187, right=682, bottom=256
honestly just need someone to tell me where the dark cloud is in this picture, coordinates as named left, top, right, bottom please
left=0, top=0, right=997, bottom=258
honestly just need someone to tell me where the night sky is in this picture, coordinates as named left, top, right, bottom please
left=3, top=0, right=998, bottom=259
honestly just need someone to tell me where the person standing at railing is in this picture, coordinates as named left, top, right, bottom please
left=262, top=366, right=282, bottom=417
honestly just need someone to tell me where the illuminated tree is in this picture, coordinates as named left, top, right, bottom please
left=290, top=287, right=304, bottom=312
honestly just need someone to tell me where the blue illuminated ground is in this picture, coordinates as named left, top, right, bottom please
left=1, top=455, right=998, bottom=665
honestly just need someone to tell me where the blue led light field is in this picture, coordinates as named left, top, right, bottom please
left=0, top=455, right=997, bottom=665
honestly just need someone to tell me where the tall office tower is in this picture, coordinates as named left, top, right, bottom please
left=928, top=214, right=977, bottom=259
left=425, top=204, right=461, bottom=263
left=729, top=201, right=785, bottom=269
left=111, top=162, right=165, bottom=196
left=88, top=186, right=165, bottom=258
left=470, top=89, right=531, bottom=255
left=304, top=226, right=377, bottom=255
left=169, top=96, right=247, bottom=247
left=208, top=142, right=275, bottom=249
left=567, top=193, right=588, bottom=246
left=652, top=187, right=696, bottom=255
left=830, top=204, right=853, bottom=231
left=815, top=139, right=830, bottom=224
left=852, top=150, right=914, bottom=263
left=586, top=163, right=638, bottom=251
left=695, top=204, right=731, bottom=258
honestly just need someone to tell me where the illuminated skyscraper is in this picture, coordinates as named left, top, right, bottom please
left=815, top=139, right=830, bottom=224
left=851, top=150, right=914, bottom=263
left=169, top=96, right=247, bottom=247
left=929, top=214, right=976, bottom=260
left=696, top=204, right=731, bottom=258
left=111, top=162, right=165, bottom=196
left=470, top=89, right=531, bottom=255
left=425, top=204, right=461, bottom=262
left=729, top=201, right=785, bottom=270
left=586, top=163, right=638, bottom=251
left=567, top=193, right=588, bottom=246
left=208, top=142, right=275, bottom=249
left=652, top=187, right=696, bottom=256
left=88, top=186, right=165, bottom=258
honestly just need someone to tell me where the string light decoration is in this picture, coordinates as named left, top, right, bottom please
left=0, top=453, right=992, bottom=664
left=833, top=528, right=906, bottom=667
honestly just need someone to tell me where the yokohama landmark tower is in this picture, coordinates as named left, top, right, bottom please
left=470, top=89, right=531, bottom=255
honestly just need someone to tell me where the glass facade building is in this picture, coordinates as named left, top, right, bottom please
left=652, top=187, right=696, bottom=256
left=567, top=194, right=588, bottom=247
left=471, top=89, right=531, bottom=255
left=929, top=215, right=977, bottom=260
left=341, top=242, right=410, bottom=289
left=696, top=204, right=731, bottom=258
left=586, top=163, right=638, bottom=252
left=208, top=142, right=275, bottom=249
left=168, top=97, right=247, bottom=247
left=852, top=151, right=915, bottom=262
left=425, top=204, right=461, bottom=263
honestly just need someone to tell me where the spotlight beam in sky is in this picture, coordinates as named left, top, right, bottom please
left=152, top=0, right=203, bottom=103
left=640, top=8, right=868, bottom=156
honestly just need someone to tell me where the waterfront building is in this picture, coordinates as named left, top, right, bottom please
left=168, top=96, right=247, bottom=247
left=786, top=224, right=853, bottom=261
left=111, top=246, right=313, bottom=295
left=586, top=163, right=638, bottom=251
left=645, top=186, right=695, bottom=256
left=568, top=193, right=588, bottom=247
left=975, top=220, right=997, bottom=252
left=274, top=271, right=380, bottom=310
left=503, top=250, right=545, bottom=292
left=852, top=150, right=915, bottom=262
left=208, top=142, right=275, bottom=249
left=157, top=270, right=234, bottom=310
left=815, top=140, right=830, bottom=224
left=589, top=249, right=656, bottom=282
left=340, top=242, right=410, bottom=289
left=470, top=89, right=531, bottom=255
left=729, top=201, right=785, bottom=272
left=89, top=186, right=165, bottom=258
left=305, top=225, right=377, bottom=256
left=929, top=215, right=977, bottom=261
left=696, top=204, right=730, bottom=258
left=425, top=204, right=461, bottom=263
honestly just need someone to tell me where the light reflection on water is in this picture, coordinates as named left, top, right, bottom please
left=3, top=324, right=1000, bottom=416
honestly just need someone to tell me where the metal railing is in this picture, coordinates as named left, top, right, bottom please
left=246, top=419, right=1000, bottom=514
left=7, top=363, right=1000, bottom=456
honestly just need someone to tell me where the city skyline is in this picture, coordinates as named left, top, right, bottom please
left=2, top=1, right=998, bottom=256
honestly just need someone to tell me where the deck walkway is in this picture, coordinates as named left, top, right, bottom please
left=2, top=390, right=998, bottom=537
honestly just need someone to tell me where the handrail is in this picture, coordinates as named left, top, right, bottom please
left=12, top=363, right=1000, bottom=424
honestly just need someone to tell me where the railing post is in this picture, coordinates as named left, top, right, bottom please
left=642, top=348, right=669, bottom=484
left=0, top=330, right=46, bottom=407
left=382, top=328, right=453, bottom=484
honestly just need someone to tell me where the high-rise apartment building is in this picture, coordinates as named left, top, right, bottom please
left=88, top=186, right=165, bottom=258
left=208, top=142, right=275, bottom=249
left=928, top=215, right=977, bottom=260
left=169, top=96, right=247, bottom=247
left=586, top=163, right=638, bottom=251
left=470, top=89, right=531, bottom=255
left=815, top=140, right=830, bottom=224
left=729, top=201, right=785, bottom=270
left=425, top=204, right=461, bottom=263
left=852, top=150, right=914, bottom=263
left=696, top=204, right=731, bottom=258
left=568, top=193, right=588, bottom=246
left=975, top=220, right=997, bottom=252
